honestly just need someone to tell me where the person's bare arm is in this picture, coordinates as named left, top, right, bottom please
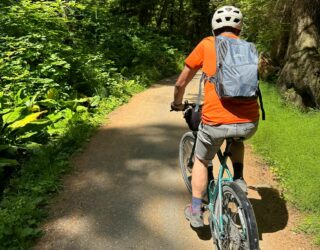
left=171, top=65, right=198, bottom=110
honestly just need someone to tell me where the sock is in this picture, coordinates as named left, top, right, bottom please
left=233, top=162, right=244, bottom=180
left=191, top=197, right=202, bottom=213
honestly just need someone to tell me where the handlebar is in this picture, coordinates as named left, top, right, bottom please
left=170, top=101, right=196, bottom=112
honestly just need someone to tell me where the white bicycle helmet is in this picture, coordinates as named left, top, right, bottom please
left=212, top=6, right=243, bottom=31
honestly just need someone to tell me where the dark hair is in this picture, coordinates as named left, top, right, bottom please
left=213, top=27, right=240, bottom=36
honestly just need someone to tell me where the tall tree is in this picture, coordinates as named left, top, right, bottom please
left=157, top=0, right=170, bottom=28
left=270, top=0, right=292, bottom=66
left=278, top=0, right=320, bottom=108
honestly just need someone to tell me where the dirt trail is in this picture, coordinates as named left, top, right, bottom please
left=35, top=74, right=317, bottom=250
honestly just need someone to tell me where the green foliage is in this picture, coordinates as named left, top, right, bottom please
left=214, top=0, right=282, bottom=52
left=111, top=0, right=285, bottom=51
left=298, top=214, right=320, bottom=245
left=0, top=0, right=183, bottom=165
left=0, top=158, right=18, bottom=168
left=0, top=1, right=184, bottom=248
left=250, top=81, right=320, bottom=244
left=110, top=0, right=211, bottom=44
left=0, top=96, right=124, bottom=249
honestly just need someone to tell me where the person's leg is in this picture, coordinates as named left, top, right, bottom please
left=191, top=157, right=209, bottom=199
left=185, top=157, right=209, bottom=227
left=185, top=124, right=224, bottom=228
left=230, top=141, right=244, bottom=180
left=230, top=122, right=258, bottom=192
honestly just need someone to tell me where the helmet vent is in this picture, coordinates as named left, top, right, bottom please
left=218, top=10, right=223, bottom=14
left=225, top=17, right=231, bottom=21
left=225, top=7, right=232, bottom=12
left=216, top=18, right=222, bottom=23
left=234, top=10, right=240, bottom=13
left=234, top=18, right=240, bottom=23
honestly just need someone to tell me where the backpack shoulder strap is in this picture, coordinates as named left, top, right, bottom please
left=258, top=74, right=266, bottom=120
left=195, top=72, right=206, bottom=112
left=257, top=87, right=265, bottom=120
left=203, top=36, right=219, bottom=84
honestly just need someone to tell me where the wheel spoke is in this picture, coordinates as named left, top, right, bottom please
left=217, top=188, right=251, bottom=250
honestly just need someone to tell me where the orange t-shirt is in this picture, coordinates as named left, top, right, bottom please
left=185, top=33, right=260, bottom=125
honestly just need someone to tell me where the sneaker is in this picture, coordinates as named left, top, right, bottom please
left=184, top=204, right=204, bottom=228
left=234, top=178, right=248, bottom=194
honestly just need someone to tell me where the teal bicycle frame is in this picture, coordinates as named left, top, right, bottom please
left=207, top=138, right=235, bottom=236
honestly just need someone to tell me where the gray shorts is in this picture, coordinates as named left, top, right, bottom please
left=195, top=122, right=258, bottom=161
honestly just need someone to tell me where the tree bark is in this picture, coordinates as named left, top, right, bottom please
left=167, top=0, right=175, bottom=33
left=156, top=0, right=170, bottom=28
left=270, top=0, right=292, bottom=66
left=177, top=0, right=184, bottom=27
left=278, top=0, right=320, bottom=108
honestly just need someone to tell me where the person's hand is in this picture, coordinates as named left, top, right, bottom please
left=170, top=102, right=185, bottom=111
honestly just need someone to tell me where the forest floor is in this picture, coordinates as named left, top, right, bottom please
left=34, top=74, right=317, bottom=250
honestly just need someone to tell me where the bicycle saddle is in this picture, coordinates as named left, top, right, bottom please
left=226, top=137, right=245, bottom=143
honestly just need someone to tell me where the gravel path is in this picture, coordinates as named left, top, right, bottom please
left=34, top=74, right=316, bottom=250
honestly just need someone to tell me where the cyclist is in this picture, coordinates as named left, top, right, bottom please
left=171, top=6, right=260, bottom=228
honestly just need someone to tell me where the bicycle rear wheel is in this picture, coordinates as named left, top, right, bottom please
left=179, top=132, right=196, bottom=193
left=212, top=182, right=259, bottom=250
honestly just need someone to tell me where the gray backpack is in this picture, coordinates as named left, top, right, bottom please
left=209, top=35, right=259, bottom=99
left=196, top=35, right=265, bottom=120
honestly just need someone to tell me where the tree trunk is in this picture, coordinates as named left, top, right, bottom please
left=188, top=0, right=210, bottom=42
left=156, top=0, right=170, bottom=28
left=167, top=0, right=175, bottom=33
left=138, top=2, right=155, bottom=26
left=278, top=0, right=320, bottom=108
left=177, top=0, right=184, bottom=27
left=270, top=0, right=292, bottom=66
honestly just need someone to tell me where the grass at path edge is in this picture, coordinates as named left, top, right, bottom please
left=250, top=81, right=320, bottom=245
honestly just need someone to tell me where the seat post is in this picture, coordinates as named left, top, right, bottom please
left=224, top=138, right=234, bottom=158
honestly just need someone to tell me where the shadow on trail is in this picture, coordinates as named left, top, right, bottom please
left=187, top=187, right=289, bottom=243
left=249, top=187, right=288, bottom=240
left=36, top=122, right=202, bottom=249
left=191, top=225, right=212, bottom=241
left=41, top=120, right=290, bottom=248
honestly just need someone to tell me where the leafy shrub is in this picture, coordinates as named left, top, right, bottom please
left=0, top=1, right=184, bottom=248
left=0, top=0, right=183, bottom=168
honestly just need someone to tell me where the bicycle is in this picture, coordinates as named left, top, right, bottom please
left=178, top=102, right=259, bottom=250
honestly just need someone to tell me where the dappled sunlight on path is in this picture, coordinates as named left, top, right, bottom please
left=35, top=74, right=315, bottom=250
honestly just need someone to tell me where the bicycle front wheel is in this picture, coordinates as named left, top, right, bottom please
left=212, top=182, right=259, bottom=250
left=179, top=132, right=196, bottom=193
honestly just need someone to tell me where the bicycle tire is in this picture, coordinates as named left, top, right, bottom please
left=179, top=132, right=195, bottom=193
left=212, top=182, right=259, bottom=250
left=209, top=213, right=219, bottom=250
